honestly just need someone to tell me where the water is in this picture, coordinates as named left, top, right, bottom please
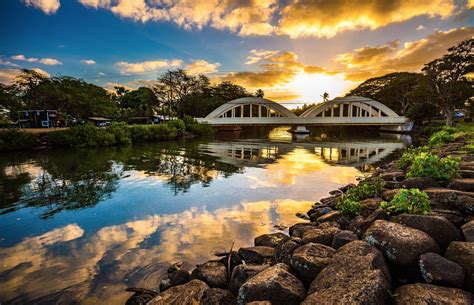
left=0, top=127, right=410, bottom=304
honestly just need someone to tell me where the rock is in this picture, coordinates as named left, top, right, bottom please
left=319, top=195, right=340, bottom=206
left=159, top=279, right=172, bottom=292
left=229, top=264, right=269, bottom=295
left=419, top=252, right=465, bottom=288
left=303, top=241, right=391, bottom=304
left=380, top=171, right=405, bottom=181
left=449, top=178, right=474, bottom=192
left=358, top=198, right=383, bottom=216
left=461, top=170, right=474, bottom=178
left=392, top=283, right=473, bottom=305
left=254, top=232, right=289, bottom=248
left=338, top=183, right=356, bottom=193
left=348, top=208, right=389, bottom=238
left=363, top=220, right=439, bottom=266
left=167, top=262, right=183, bottom=279
left=315, top=211, right=350, bottom=227
left=238, top=246, right=274, bottom=264
left=332, top=230, right=358, bottom=249
left=200, top=288, right=236, bottom=305
left=290, top=243, right=335, bottom=285
left=462, top=220, right=474, bottom=242
left=431, top=209, right=465, bottom=227
left=274, top=238, right=301, bottom=265
left=171, top=269, right=191, bottom=286
left=295, top=212, right=310, bottom=220
left=424, top=188, right=474, bottom=214
left=302, top=225, right=340, bottom=246
left=400, top=177, right=440, bottom=190
left=149, top=279, right=209, bottom=305
left=247, top=301, right=272, bottom=305
left=191, top=261, right=228, bottom=289
left=392, top=214, right=462, bottom=250
left=381, top=189, right=400, bottom=201
left=126, top=290, right=156, bottom=305
left=218, top=251, right=242, bottom=272
left=445, top=241, right=474, bottom=291
left=308, top=207, right=333, bottom=222
left=237, top=263, right=306, bottom=305
left=289, top=223, right=317, bottom=238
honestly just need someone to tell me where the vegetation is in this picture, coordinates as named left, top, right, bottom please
left=406, top=153, right=460, bottom=181
left=428, top=130, right=454, bottom=146
left=399, top=146, right=430, bottom=170
left=292, top=103, right=316, bottom=116
left=336, top=177, right=385, bottom=214
left=381, top=188, right=431, bottom=215
left=0, top=129, right=36, bottom=151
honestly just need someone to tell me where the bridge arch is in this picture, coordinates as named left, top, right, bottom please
left=205, top=97, right=297, bottom=119
left=300, top=96, right=400, bottom=118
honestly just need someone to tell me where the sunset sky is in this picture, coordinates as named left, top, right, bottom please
left=1, top=0, right=473, bottom=107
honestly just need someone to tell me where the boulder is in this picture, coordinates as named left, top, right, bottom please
left=238, top=246, right=274, bottom=264
left=247, top=301, right=271, bottom=305
left=200, top=288, right=236, bottom=305
left=295, top=212, right=310, bottom=220
left=392, top=283, right=473, bottom=305
left=308, top=207, right=333, bottom=222
left=332, top=230, right=358, bottom=249
left=358, top=198, right=383, bottom=216
left=431, top=209, right=465, bottom=227
left=170, top=269, right=191, bottom=287
left=315, top=211, right=350, bottom=227
left=191, top=261, right=228, bottom=289
left=290, top=243, right=335, bottom=285
left=254, top=232, right=289, bottom=248
left=380, top=171, right=405, bottom=181
left=149, top=279, right=209, bottom=305
left=419, top=252, right=465, bottom=288
left=400, top=177, right=440, bottom=190
left=363, top=220, right=439, bottom=266
left=229, top=264, right=269, bottom=295
left=461, top=220, right=474, bottom=242
left=348, top=208, right=389, bottom=238
left=445, top=242, right=474, bottom=291
left=381, top=189, right=400, bottom=201
left=461, top=170, right=474, bottom=178
left=303, top=241, right=391, bottom=304
left=424, top=188, right=474, bottom=214
left=237, top=263, right=306, bottom=305
left=302, top=225, right=340, bottom=246
left=274, top=238, right=301, bottom=265
left=289, top=223, right=317, bottom=238
left=448, top=178, right=474, bottom=192
left=218, top=251, right=242, bottom=272
left=392, top=214, right=462, bottom=250
left=159, top=279, right=172, bottom=292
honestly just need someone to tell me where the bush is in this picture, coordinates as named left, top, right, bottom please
left=406, top=152, right=460, bottom=180
left=107, top=122, right=132, bottom=145
left=380, top=188, right=431, bottom=215
left=399, top=146, right=430, bottom=170
left=0, top=129, right=36, bottom=151
left=166, top=119, right=185, bottom=134
left=336, top=176, right=385, bottom=215
left=428, top=130, right=453, bottom=146
left=183, top=115, right=197, bottom=126
left=186, top=123, right=214, bottom=135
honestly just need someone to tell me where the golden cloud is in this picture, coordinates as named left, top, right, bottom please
left=23, top=0, right=60, bottom=14
left=0, top=68, right=50, bottom=84
left=115, top=59, right=183, bottom=74
left=278, top=0, right=455, bottom=38
left=185, top=59, right=220, bottom=75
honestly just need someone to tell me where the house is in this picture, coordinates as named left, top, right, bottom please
left=18, top=110, right=61, bottom=128
left=127, top=115, right=161, bottom=125
left=87, top=117, right=111, bottom=127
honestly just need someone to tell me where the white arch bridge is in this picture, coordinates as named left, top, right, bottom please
left=197, top=96, right=411, bottom=130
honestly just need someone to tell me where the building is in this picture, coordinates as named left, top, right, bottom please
left=18, top=110, right=63, bottom=128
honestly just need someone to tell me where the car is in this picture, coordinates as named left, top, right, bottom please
left=453, top=111, right=465, bottom=118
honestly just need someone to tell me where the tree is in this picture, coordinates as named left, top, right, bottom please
left=321, top=92, right=329, bottom=102
left=255, top=89, right=264, bottom=98
left=120, top=87, right=159, bottom=117
left=9, top=69, right=48, bottom=110
left=292, top=103, right=315, bottom=116
left=422, top=39, right=473, bottom=126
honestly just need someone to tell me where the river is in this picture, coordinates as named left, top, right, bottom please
left=0, top=127, right=410, bottom=304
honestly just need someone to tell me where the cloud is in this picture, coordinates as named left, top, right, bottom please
left=0, top=59, right=20, bottom=67
left=336, top=27, right=474, bottom=81
left=23, top=0, right=60, bottom=14
left=186, top=60, right=220, bottom=75
left=12, top=54, right=38, bottom=62
left=277, top=0, right=456, bottom=38
left=39, top=58, right=62, bottom=65
left=0, top=68, right=50, bottom=84
left=116, top=59, right=183, bottom=74
left=468, top=0, right=474, bottom=8
left=81, top=59, right=96, bottom=65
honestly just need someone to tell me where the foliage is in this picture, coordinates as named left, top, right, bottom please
left=336, top=176, right=386, bottom=214
left=428, top=130, right=454, bottom=146
left=399, top=146, right=430, bottom=170
left=165, top=119, right=186, bottom=134
left=186, top=122, right=214, bottom=135
left=380, top=188, right=431, bottom=215
left=129, top=123, right=178, bottom=142
left=0, top=128, right=36, bottom=151
left=406, top=152, right=460, bottom=180
left=292, top=103, right=316, bottom=116
left=120, top=87, right=159, bottom=118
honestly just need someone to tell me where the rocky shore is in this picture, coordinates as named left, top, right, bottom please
left=127, top=133, right=474, bottom=305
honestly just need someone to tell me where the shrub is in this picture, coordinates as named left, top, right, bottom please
left=336, top=176, right=385, bottom=215
left=399, top=146, right=430, bottom=170
left=166, top=119, right=185, bottom=134
left=407, top=152, right=460, bottom=180
left=107, top=122, right=132, bottom=145
left=428, top=130, right=453, bottom=146
left=0, top=129, right=36, bottom=151
left=186, top=123, right=214, bottom=135
left=380, top=188, right=431, bottom=215
left=183, top=115, right=197, bottom=126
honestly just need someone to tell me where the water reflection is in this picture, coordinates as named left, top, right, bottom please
left=0, top=128, right=410, bottom=304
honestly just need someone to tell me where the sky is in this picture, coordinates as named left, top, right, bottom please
left=0, top=0, right=473, bottom=107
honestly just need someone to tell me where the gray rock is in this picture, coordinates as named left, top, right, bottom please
left=461, top=220, right=474, bottom=242
left=237, top=263, right=306, bottom=305
left=191, top=261, right=228, bottom=289
left=419, top=252, right=465, bottom=288
left=200, top=288, right=236, bottom=305
left=149, top=279, right=209, bottom=305
left=302, top=225, right=340, bottom=246
left=445, top=241, right=474, bottom=291
left=392, top=214, right=462, bottom=250
left=238, top=246, right=274, bottom=264
left=332, top=230, right=358, bottom=249
left=392, top=283, right=473, bottom=305
left=254, top=232, right=289, bottom=248
left=303, top=241, right=391, bottom=304
left=400, top=177, right=440, bottom=190
left=363, top=220, right=439, bottom=266
left=290, top=243, right=335, bottom=285
left=273, top=238, right=301, bottom=265
left=229, top=264, right=269, bottom=295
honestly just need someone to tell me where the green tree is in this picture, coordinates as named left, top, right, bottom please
left=121, top=87, right=159, bottom=117
left=422, top=38, right=473, bottom=126
left=255, top=89, right=264, bottom=98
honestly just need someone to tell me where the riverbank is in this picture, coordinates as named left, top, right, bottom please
left=0, top=120, right=214, bottom=151
left=127, top=122, right=474, bottom=304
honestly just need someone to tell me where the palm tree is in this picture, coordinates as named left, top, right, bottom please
left=321, top=92, right=329, bottom=102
